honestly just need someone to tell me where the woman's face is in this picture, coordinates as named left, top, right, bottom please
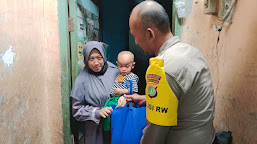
left=88, top=49, right=104, bottom=72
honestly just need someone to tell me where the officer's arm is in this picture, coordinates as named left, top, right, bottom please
left=141, top=120, right=170, bottom=144
left=165, top=73, right=182, bottom=100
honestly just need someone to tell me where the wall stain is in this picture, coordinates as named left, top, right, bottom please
left=2, top=15, right=5, bottom=22
left=2, top=99, right=29, bottom=143
left=8, top=125, right=12, bottom=140
left=185, top=0, right=193, bottom=20
left=0, top=94, right=5, bottom=105
left=249, top=112, right=257, bottom=120
left=24, top=134, right=31, bottom=144
left=222, top=96, right=236, bottom=107
left=219, top=121, right=224, bottom=128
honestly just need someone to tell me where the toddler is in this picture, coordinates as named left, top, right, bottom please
left=111, top=51, right=139, bottom=96
left=103, top=51, right=139, bottom=131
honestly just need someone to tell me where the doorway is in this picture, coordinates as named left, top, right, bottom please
left=59, top=0, right=173, bottom=143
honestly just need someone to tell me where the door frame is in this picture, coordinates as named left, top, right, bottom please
left=58, top=0, right=71, bottom=143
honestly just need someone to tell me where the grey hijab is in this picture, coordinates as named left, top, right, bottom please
left=83, top=41, right=106, bottom=67
left=70, top=41, right=119, bottom=107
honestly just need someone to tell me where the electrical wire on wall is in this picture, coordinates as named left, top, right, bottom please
left=215, top=0, right=237, bottom=47
left=215, top=0, right=237, bottom=23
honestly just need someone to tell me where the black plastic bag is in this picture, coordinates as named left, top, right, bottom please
left=216, top=131, right=232, bottom=144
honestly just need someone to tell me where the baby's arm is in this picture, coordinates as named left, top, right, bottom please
left=113, top=88, right=129, bottom=95
left=113, top=74, right=139, bottom=95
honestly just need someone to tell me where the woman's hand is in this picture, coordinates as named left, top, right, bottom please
left=100, top=107, right=113, bottom=118
left=124, top=94, right=146, bottom=106
left=115, top=96, right=127, bottom=108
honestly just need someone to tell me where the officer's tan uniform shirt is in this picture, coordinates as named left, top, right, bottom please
left=141, top=36, right=215, bottom=144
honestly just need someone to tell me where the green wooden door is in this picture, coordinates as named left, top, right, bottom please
left=68, top=0, right=101, bottom=143
left=58, top=0, right=71, bottom=143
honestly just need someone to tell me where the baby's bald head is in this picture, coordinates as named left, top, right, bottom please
left=117, top=51, right=134, bottom=63
left=117, top=51, right=135, bottom=75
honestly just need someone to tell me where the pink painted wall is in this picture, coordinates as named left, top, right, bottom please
left=0, top=0, right=62, bottom=143
left=181, top=0, right=257, bottom=143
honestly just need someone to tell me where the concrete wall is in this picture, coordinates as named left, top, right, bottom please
left=0, top=0, right=63, bottom=143
left=179, top=0, right=257, bottom=143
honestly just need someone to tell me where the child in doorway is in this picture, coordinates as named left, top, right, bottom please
left=103, top=51, right=139, bottom=131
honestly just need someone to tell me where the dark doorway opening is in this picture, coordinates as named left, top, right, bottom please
left=70, top=0, right=173, bottom=143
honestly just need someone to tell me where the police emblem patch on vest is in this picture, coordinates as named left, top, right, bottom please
left=147, top=74, right=161, bottom=98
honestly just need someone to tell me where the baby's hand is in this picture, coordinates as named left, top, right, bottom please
left=113, top=88, right=128, bottom=95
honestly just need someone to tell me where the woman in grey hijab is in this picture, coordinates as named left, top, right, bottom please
left=71, top=41, right=119, bottom=144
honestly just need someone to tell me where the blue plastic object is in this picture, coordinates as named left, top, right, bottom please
left=111, top=102, right=146, bottom=144
left=126, top=79, right=133, bottom=95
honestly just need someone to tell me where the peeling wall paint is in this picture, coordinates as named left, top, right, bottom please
left=1, top=45, right=15, bottom=67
